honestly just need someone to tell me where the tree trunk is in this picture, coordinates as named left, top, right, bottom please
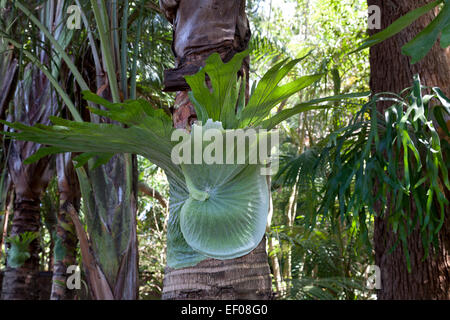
left=162, top=240, right=272, bottom=299
left=74, top=21, right=140, bottom=298
left=367, top=0, right=450, bottom=299
left=161, top=0, right=272, bottom=300
left=1, top=63, right=55, bottom=299
left=267, top=186, right=283, bottom=296
left=1, top=198, right=41, bottom=300
left=283, top=179, right=298, bottom=297
left=0, top=190, right=12, bottom=263
left=267, top=236, right=282, bottom=295
left=50, top=154, right=80, bottom=300
left=50, top=204, right=78, bottom=300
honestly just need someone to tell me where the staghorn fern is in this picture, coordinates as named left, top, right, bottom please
left=281, top=75, right=449, bottom=271
left=6, top=231, right=39, bottom=268
left=1, top=51, right=367, bottom=268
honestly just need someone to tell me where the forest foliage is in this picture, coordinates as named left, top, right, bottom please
left=0, top=0, right=449, bottom=300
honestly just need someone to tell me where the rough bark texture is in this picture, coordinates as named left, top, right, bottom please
left=162, top=240, right=273, bottom=299
left=161, top=0, right=250, bottom=92
left=50, top=154, right=80, bottom=300
left=49, top=204, right=78, bottom=300
left=0, top=190, right=12, bottom=264
left=0, top=271, right=52, bottom=300
left=1, top=199, right=41, bottom=300
left=161, top=0, right=272, bottom=300
left=367, top=0, right=450, bottom=300
left=267, top=236, right=282, bottom=295
left=267, top=184, right=283, bottom=296
left=368, top=0, right=450, bottom=94
left=0, top=57, right=17, bottom=118
left=283, top=181, right=298, bottom=295
left=1, top=63, right=55, bottom=300
left=70, top=34, right=140, bottom=300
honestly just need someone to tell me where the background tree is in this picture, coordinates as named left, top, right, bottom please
left=367, top=0, right=450, bottom=299
left=0, top=0, right=69, bottom=298
left=50, top=154, right=79, bottom=300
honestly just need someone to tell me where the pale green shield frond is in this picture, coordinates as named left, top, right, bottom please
left=180, top=164, right=269, bottom=259
left=178, top=120, right=269, bottom=259
left=166, top=176, right=207, bottom=269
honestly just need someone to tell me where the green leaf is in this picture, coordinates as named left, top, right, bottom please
left=180, top=165, right=268, bottom=259
left=185, top=50, right=323, bottom=130
left=261, top=92, right=371, bottom=130
left=433, top=87, right=450, bottom=114
left=23, top=147, right=67, bottom=164
left=6, top=232, right=39, bottom=268
left=14, top=1, right=90, bottom=92
left=73, top=152, right=114, bottom=169
left=402, top=2, right=450, bottom=63
left=1, top=97, right=180, bottom=181
left=353, top=0, right=441, bottom=53
left=185, top=50, right=249, bottom=129
left=313, top=75, right=449, bottom=269
left=243, top=74, right=323, bottom=127
left=82, top=90, right=115, bottom=109
left=433, top=107, right=450, bottom=136
left=54, top=235, right=67, bottom=263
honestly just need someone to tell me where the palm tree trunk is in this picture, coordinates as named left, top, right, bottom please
left=162, top=240, right=272, bottom=299
left=69, top=2, right=140, bottom=298
left=1, top=0, right=66, bottom=298
left=1, top=64, right=54, bottom=299
left=267, top=236, right=282, bottom=295
left=0, top=189, right=12, bottom=263
left=1, top=197, right=41, bottom=300
left=267, top=185, right=283, bottom=296
left=368, top=0, right=450, bottom=299
left=50, top=204, right=78, bottom=300
left=50, top=154, right=79, bottom=300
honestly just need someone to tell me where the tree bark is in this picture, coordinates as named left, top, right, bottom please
left=50, top=154, right=80, bottom=300
left=282, top=181, right=298, bottom=297
left=1, top=198, right=41, bottom=300
left=77, top=34, right=140, bottom=299
left=0, top=190, right=12, bottom=263
left=267, top=236, right=283, bottom=295
left=50, top=204, right=78, bottom=300
left=367, top=0, right=450, bottom=299
left=1, top=93, right=54, bottom=300
left=267, top=185, right=283, bottom=296
left=162, top=240, right=273, bottom=299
